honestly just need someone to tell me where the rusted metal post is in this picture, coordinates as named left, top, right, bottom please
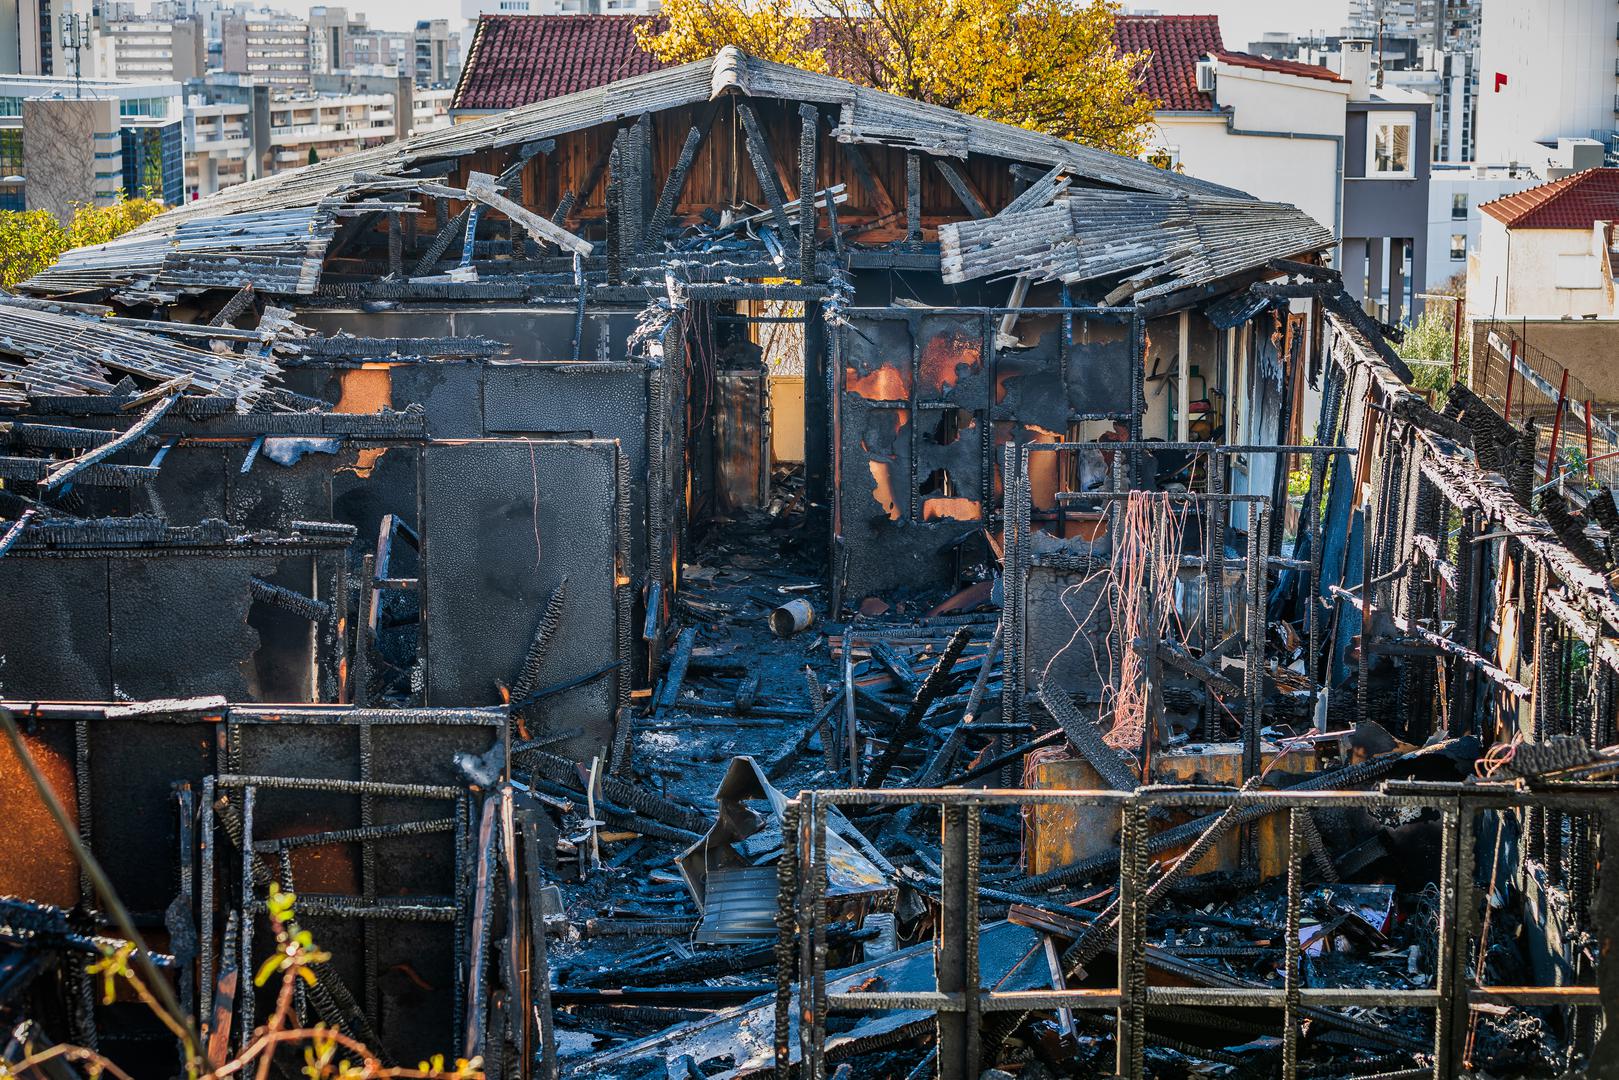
left=936, top=803, right=981, bottom=1080
left=1546, top=367, right=1571, bottom=484
left=774, top=800, right=799, bottom=1078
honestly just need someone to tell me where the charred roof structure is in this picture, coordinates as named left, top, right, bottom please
left=0, top=46, right=1614, bottom=1080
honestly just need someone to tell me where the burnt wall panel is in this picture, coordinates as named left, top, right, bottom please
left=86, top=716, right=214, bottom=916
left=421, top=439, right=622, bottom=761
left=0, top=557, right=112, bottom=699
left=481, top=362, right=650, bottom=579
left=108, top=554, right=277, bottom=701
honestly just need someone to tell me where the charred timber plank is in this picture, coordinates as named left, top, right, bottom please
left=646, top=105, right=718, bottom=254
left=1132, top=637, right=1239, bottom=696
left=864, top=626, right=973, bottom=787
left=735, top=100, right=797, bottom=245
left=904, top=151, right=921, bottom=245
left=39, top=383, right=185, bottom=489
left=208, top=284, right=256, bottom=328
left=465, top=171, right=592, bottom=256
left=658, top=627, right=698, bottom=710
left=1037, top=680, right=1137, bottom=791
left=934, top=159, right=987, bottom=219
left=798, top=102, right=819, bottom=278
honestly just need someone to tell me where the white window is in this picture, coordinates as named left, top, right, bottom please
left=1449, top=234, right=1466, bottom=260
left=1367, top=112, right=1416, bottom=178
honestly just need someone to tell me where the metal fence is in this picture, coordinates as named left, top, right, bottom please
left=775, top=784, right=1613, bottom=1080
left=1472, top=320, right=1619, bottom=493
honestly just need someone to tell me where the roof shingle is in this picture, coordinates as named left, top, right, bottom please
left=1479, top=169, right=1619, bottom=230
left=1114, top=15, right=1346, bottom=114
left=451, top=15, right=667, bottom=112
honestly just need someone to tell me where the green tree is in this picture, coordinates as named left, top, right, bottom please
left=309, top=147, right=320, bottom=166
left=0, top=194, right=166, bottom=289
left=638, top=0, right=1160, bottom=154
left=1397, top=274, right=1466, bottom=395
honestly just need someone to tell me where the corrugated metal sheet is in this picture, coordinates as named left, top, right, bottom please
left=938, top=190, right=1333, bottom=302
left=0, top=299, right=283, bottom=407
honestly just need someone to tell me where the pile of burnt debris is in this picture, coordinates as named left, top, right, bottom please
left=0, top=46, right=1616, bottom=1080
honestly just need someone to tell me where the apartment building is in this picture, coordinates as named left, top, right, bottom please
left=105, top=17, right=206, bottom=81
left=0, top=74, right=183, bottom=213
left=412, top=18, right=454, bottom=87
left=184, top=73, right=452, bottom=197
left=221, top=12, right=310, bottom=89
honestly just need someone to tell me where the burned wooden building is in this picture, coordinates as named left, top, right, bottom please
left=0, top=46, right=1614, bottom=1080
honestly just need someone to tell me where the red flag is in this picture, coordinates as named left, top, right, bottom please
left=1495, top=72, right=1508, bottom=92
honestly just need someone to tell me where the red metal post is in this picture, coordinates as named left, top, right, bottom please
left=1503, top=338, right=1517, bottom=422
left=1586, top=399, right=1596, bottom=480
left=1546, top=368, right=1571, bottom=485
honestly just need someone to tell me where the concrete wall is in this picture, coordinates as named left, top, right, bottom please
left=1477, top=0, right=1619, bottom=163
left=1468, top=218, right=1616, bottom=319
left=1148, top=63, right=1347, bottom=235
left=22, top=96, right=121, bottom=218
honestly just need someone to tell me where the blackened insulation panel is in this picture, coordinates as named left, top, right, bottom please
left=0, top=557, right=113, bottom=699
left=107, top=553, right=287, bottom=700
left=420, top=439, right=622, bottom=761
left=481, top=362, right=650, bottom=578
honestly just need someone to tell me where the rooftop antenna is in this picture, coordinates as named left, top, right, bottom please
left=59, top=11, right=90, bottom=99
left=1375, top=16, right=1385, bottom=88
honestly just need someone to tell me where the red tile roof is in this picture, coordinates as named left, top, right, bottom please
left=1216, top=50, right=1347, bottom=85
left=451, top=12, right=1344, bottom=116
left=451, top=15, right=668, bottom=112
left=1114, top=15, right=1346, bottom=114
left=1479, top=168, right=1619, bottom=230
left=1114, top=15, right=1224, bottom=112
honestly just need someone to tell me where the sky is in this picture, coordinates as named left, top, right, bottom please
left=133, top=0, right=1359, bottom=46
left=1122, top=1, right=1352, bottom=52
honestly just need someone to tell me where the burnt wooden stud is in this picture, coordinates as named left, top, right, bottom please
left=905, top=151, right=922, bottom=246
left=798, top=103, right=819, bottom=278
left=735, top=100, right=797, bottom=246
left=934, top=159, right=987, bottom=219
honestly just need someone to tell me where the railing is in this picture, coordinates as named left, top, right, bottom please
left=776, top=784, right=1614, bottom=1080
left=1472, top=320, right=1619, bottom=492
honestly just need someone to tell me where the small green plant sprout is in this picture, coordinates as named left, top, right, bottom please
left=256, top=884, right=332, bottom=989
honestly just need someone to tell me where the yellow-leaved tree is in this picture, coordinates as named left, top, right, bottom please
left=0, top=194, right=165, bottom=289
left=637, top=0, right=1158, bottom=155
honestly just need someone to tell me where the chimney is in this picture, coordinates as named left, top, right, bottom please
left=394, top=72, right=414, bottom=140
left=1338, top=38, right=1372, bottom=97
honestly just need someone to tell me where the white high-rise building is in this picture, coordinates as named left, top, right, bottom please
left=1477, top=0, right=1619, bottom=168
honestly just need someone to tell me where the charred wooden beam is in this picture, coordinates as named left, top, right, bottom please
left=798, top=102, right=819, bottom=278
left=645, top=105, right=717, bottom=254
left=904, top=151, right=922, bottom=245
left=208, top=284, right=256, bottom=328
left=934, top=159, right=987, bottom=219
left=412, top=206, right=471, bottom=277
left=864, top=626, right=973, bottom=787
left=734, top=100, right=797, bottom=245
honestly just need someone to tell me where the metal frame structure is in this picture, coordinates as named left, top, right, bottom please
left=777, top=784, right=1615, bottom=1080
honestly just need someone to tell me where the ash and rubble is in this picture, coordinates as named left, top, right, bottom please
left=0, top=46, right=1616, bottom=1080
